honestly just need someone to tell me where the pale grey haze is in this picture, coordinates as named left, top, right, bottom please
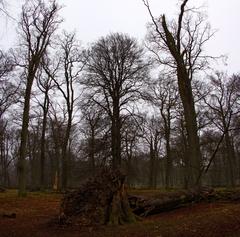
left=0, top=0, right=239, bottom=73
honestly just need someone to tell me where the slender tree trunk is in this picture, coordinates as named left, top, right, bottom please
left=179, top=117, right=189, bottom=188
left=3, top=136, right=10, bottom=187
left=162, top=110, right=172, bottom=189
left=50, top=120, right=61, bottom=191
left=61, top=110, right=72, bottom=190
left=89, top=128, right=96, bottom=173
left=165, top=130, right=172, bottom=189
left=125, top=137, right=134, bottom=186
left=0, top=139, right=4, bottom=186
left=224, top=131, right=236, bottom=188
left=18, top=77, right=34, bottom=196
left=28, top=130, right=39, bottom=190
left=40, top=94, right=49, bottom=190
left=149, top=137, right=157, bottom=189
left=53, top=142, right=60, bottom=191
left=111, top=103, right=121, bottom=169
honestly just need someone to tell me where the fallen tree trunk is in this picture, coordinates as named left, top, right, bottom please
left=128, top=187, right=216, bottom=217
left=59, top=171, right=240, bottom=225
left=1, top=213, right=16, bottom=218
left=214, top=189, right=240, bottom=201
left=0, top=187, right=5, bottom=193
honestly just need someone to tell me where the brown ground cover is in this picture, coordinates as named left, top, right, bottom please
left=0, top=190, right=240, bottom=237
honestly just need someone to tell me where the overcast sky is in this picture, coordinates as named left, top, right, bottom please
left=1, top=0, right=239, bottom=73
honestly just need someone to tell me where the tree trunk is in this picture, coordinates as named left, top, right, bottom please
left=50, top=120, right=61, bottom=191
left=3, top=136, right=9, bottom=187
left=162, top=16, right=202, bottom=188
left=111, top=104, right=121, bottom=169
left=165, top=134, right=172, bottom=189
left=61, top=110, right=72, bottom=190
left=40, top=93, right=49, bottom=190
left=89, top=128, right=96, bottom=174
left=149, top=138, right=155, bottom=188
left=149, top=136, right=158, bottom=189
left=160, top=104, right=172, bottom=189
left=178, top=73, right=201, bottom=188
left=128, top=188, right=214, bottom=217
left=224, top=131, right=236, bottom=188
left=0, top=138, right=4, bottom=186
left=18, top=77, right=34, bottom=196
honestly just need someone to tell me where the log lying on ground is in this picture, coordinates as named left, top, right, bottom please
left=1, top=213, right=16, bottom=218
left=0, top=187, right=5, bottom=192
left=214, top=189, right=240, bottom=201
left=59, top=168, right=136, bottom=226
left=128, top=187, right=216, bottom=217
left=59, top=172, right=240, bottom=225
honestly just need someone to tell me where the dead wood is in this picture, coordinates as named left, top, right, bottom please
left=2, top=213, right=16, bottom=218
left=128, top=187, right=216, bottom=217
left=0, top=187, right=6, bottom=192
left=59, top=168, right=136, bottom=226
left=59, top=173, right=240, bottom=225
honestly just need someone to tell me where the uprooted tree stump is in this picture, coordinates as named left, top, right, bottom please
left=59, top=168, right=136, bottom=226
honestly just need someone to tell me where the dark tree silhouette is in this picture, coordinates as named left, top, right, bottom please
left=83, top=33, right=149, bottom=169
left=144, top=0, right=215, bottom=187
left=147, top=76, right=179, bottom=189
left=17, top=0, right=61, bottom=196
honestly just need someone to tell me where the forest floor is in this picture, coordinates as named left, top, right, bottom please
left=0, top=189, right=240, bottom=237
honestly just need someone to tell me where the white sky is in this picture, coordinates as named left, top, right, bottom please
left=0, top=0, right=239, bottom=74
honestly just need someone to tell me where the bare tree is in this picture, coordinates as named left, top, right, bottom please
left=147, top=76, right=179, bottom=189
left=17, top=0, right=61, bottom=196
left=121, top=115, right=143, bottom=185
left=80, top=103, right=108, bottom=174
left=143, top=0, right=215, bottom=187
left=204, top=72, right=240, bottom=187
left=0, top=120, right=19, bottom=187
left=48, top=103, right=66, bottom=191
left=141, top=115, right=162, bottom=189
left=0, top=50, right=18, bottom=119
left=35, top=61, right=56, bottom=190
left=83, top=33, right=149, bottom=169
left=44, top=31, right=85, bottom=190
left=0, top=0, right=10, bottom=18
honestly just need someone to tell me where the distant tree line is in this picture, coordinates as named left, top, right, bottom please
left=0, top=0, right=240, bottom=196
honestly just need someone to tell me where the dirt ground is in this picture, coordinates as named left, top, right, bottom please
left=0, top=190, right=240, bottom=237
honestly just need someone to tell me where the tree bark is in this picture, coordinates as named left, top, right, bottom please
left=161, top=108, right=172, bottom=189
left=149, top=135, right=158, bottom=189
left=129, top=187, right=215, bottom=217
left=224, top=131, right=236, bottom=188
left=111, top=104, right=121, bottom=169
left=18, top=76, right=34, bottom=196
left=161, top=16, right=201, bottom=188
left=40, top=92, right=49, bottom=190
left=61, top=109, right=72, bottom=190
left=165, top=129, right=172, bottom=189
left=89, top=128, right=96, bottom=173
